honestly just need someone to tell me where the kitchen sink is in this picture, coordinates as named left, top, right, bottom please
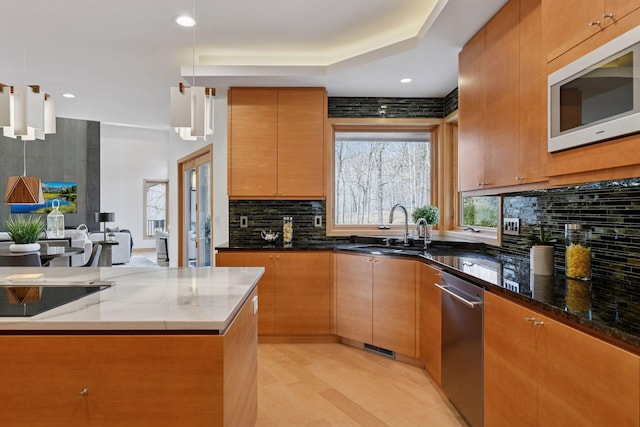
left=342, top=244, right=425, bottom=257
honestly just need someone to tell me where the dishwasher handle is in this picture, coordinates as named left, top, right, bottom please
left=434, top=283, right=482, bottom=308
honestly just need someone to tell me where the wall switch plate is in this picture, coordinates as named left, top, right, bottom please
left=503, top=218, right=519, bottom=235
left=240, top=216, right=248, bottom=228
left=314, top=215, right=322, bottom=228
left=503, top=279, right=520, bottom=292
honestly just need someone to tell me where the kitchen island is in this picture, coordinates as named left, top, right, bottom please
left=0, top=266, right=263, bottom=427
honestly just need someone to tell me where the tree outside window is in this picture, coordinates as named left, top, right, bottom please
left=144, top=180, right=168, bottom=238
left=334, top=131, right=431, bottom=226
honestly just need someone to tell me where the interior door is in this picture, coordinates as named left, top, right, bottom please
left=178, top=146, right=213, bottom=267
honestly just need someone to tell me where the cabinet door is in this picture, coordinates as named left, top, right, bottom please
left=458, top=28, right=486, bottom=192
left=419, top=263, right=442, bottom=384
left=372, top=257, right=416, bottom=357
left=277, top=88, right=326, bottom=198
left=484, top=292, right=538, bottom=427
left=0, top=335, right=222, bottom=426
left=275, top=252, right=332, bottom=335
left=537, top=313, right=640, bottom=426
left=518, top=0, right=547, bottom=185
left=216, top=251, right=276, bottom=335
left=483, top=0, right=521, bottom=188
left=335, top=253, right=373, bottom=344
left=606, top=0, right=640, bottom=25
left=228, top=88, right=278, bottom=197
left=542, top=0, right=603, bottom=62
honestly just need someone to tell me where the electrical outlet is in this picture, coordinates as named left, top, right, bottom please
left=240, top=216, right=248, bottom=228
left=314, top=215, right=322, bottom=228
left=503, top=218, right=520, bottom=235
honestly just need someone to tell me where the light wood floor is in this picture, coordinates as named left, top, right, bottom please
left=257, top=343, right=466, bottom=427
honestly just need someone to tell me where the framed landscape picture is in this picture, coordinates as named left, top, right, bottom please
left=10, top=181, right=77, bottom=214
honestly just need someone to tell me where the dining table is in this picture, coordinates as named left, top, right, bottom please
left=0, top=246, right=85, bottom=267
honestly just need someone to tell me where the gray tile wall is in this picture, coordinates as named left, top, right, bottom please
left=0, top=118, right=100, bottom=230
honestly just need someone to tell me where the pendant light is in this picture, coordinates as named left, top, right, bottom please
left=170, top=0, right=215, bottom=141
left=0, top=83, right=56, bottom=141
left=4, top=139, right=44, bottom=204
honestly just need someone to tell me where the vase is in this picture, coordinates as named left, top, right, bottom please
left=9, top=243, right=41, bottom=253
left=530, top=245, right=554, bottom=276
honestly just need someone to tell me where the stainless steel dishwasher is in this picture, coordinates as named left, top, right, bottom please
left=436, top=271, right=484, bottom=427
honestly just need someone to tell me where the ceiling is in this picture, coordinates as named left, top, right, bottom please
left=0, top=0, right=507, bottom=130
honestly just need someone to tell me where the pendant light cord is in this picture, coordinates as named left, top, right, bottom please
left=192, top=0, right=196, bottom=87
left=22, top=140, right=26, bottom=176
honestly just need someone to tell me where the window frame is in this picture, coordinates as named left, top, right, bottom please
left=143, top=179, right=169, bottom=240
left=442, top=112, right=500, bottom=245
left=326, top=118, right=441, bottom=237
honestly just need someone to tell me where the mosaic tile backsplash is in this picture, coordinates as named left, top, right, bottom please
left=328, top=97, right=445, bottom=118
left=229, top=200, right=335, bottom=246
left=497, top=178, right=640, bottom=283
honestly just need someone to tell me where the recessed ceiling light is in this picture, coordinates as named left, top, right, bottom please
left=400, top=78, right=412, bottom=84
left=62, top=93, right=75, bottom=99
left=176, top=15, right=196, bottom=27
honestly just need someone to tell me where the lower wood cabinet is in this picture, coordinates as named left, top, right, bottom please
left=0, top=289, right=258, bottom=427
left=216, top=251, right=332, bottom=336
left=484, top=292, right=640, bottom=427
left=335, top=253, right=417, bottom=357
left=419, top=263, right=442, bottom=384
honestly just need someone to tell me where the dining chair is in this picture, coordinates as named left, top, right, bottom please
left=82, top=244, right=102, bottom=267
left=0, top=253, right=42, bottom=267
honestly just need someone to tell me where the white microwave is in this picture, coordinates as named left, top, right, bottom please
left=548, top=26, right=640, bottom=153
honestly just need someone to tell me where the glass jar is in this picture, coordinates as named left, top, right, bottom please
left=282, top=216, right=293, bottom=245
left=46, top=199, right=65, bottom=238
left=565, top=224, right=592, bottom=280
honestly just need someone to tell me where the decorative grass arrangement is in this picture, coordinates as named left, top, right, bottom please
left=4, top=215, right=45, bottom=244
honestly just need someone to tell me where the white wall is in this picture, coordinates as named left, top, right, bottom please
left=99, top=124, right=170, bottom=249
left=100, top=94, right=230, bottom=265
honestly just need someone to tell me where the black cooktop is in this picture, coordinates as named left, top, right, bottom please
left=0, top=283, right=112, bottom=317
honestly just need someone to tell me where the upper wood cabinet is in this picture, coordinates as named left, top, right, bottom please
left=544, top=7, right=640, bottom=185
left=484, top=292, right=640, bottom=426
left=228, top=87, right=326, bottom=199
left=543, top=0, right=640, bottom=62
left=458, top=28, right=486, bottom=192
left=458, top=0, right=547, bottom=192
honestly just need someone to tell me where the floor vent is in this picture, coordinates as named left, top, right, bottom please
left=363, top=343, right=395, bottom=359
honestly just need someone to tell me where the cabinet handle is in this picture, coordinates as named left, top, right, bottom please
left=534, top=321, right=545, bottom=326
left=588, top=20, right=601, bottom=27
left=525, top=317, right=535, bottom=322
left=434, top=283, right=482, bottom=308
left=478, top=182, right=486, bottom=186
left=603, top=13, right=614, bottom=20
left=515, top=176, right=524, bottom=181
left=79, top=388, right=88, bottom=397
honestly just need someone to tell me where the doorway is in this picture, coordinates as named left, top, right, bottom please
left=178, top=145, right=212, bottom=267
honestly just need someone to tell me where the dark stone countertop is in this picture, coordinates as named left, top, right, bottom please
left=216, top=239, right=640, bottom=352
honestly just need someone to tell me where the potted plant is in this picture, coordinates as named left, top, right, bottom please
left=4, top=215, right=45, bottom=252
left=412, top=205, right=440, bottom=238
left=520, top=223, right=561, bottom=276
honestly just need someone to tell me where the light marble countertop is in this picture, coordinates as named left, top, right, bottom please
left=0, top=266, right=263, bottom=332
